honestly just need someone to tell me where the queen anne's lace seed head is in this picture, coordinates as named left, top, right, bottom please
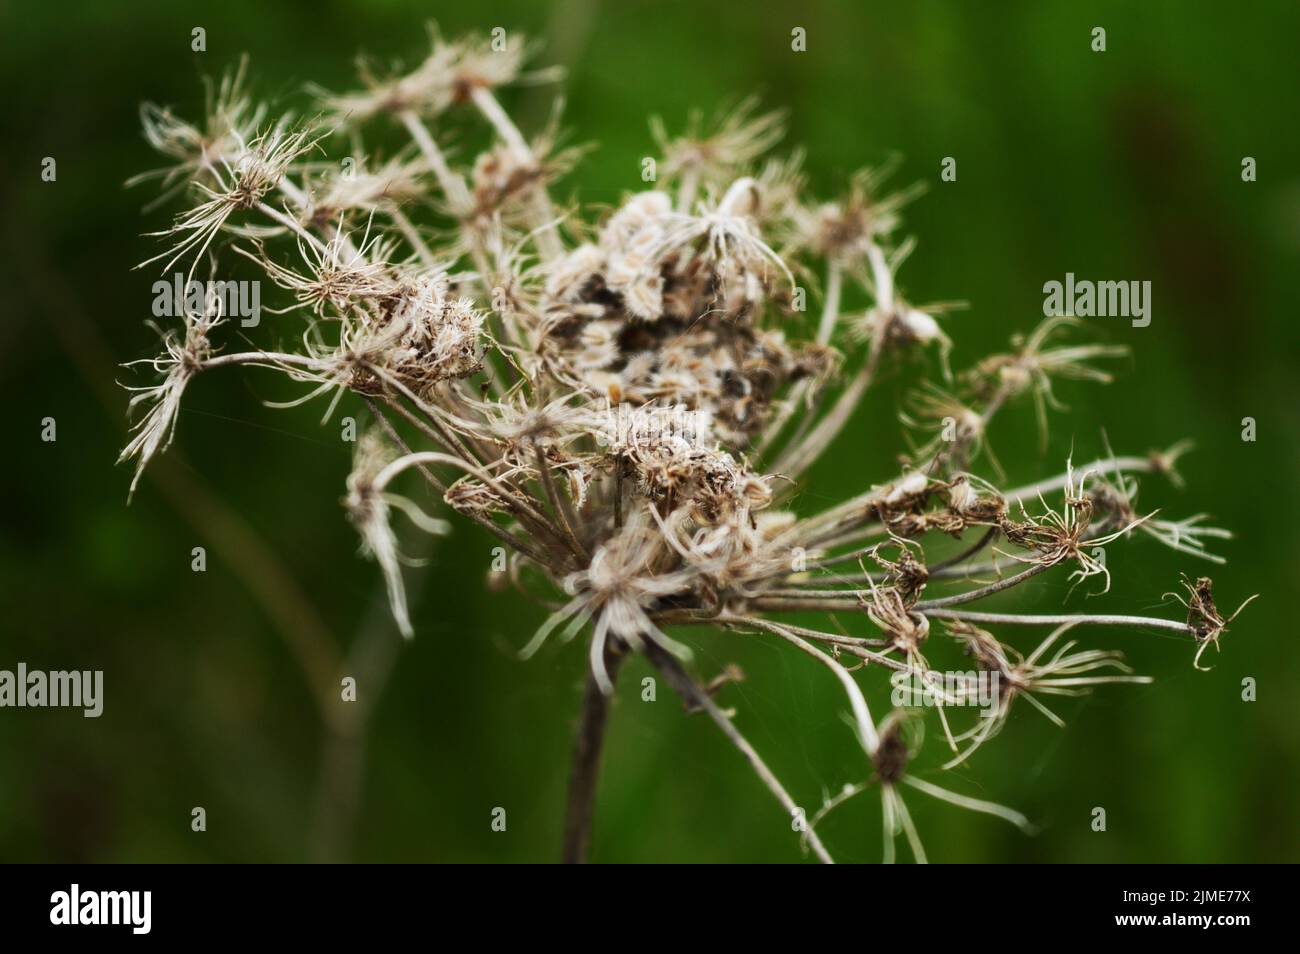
left=119, top=28, right=1257, bottom=863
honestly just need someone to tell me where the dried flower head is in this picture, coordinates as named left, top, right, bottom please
left=118, top=282, right=224, bottom=498
left=119, top=30, right=1256, bottom=863
left=1166, top=574, right=1259, bottom=670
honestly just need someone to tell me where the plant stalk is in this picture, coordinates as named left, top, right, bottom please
left=562, top=643, right=625, bottom=863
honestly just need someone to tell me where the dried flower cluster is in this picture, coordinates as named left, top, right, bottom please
left=121, top=26, right=1255, bottom=863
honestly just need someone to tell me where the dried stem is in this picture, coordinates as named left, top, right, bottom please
left=562, top=641, right=625, bottom=863
left=641, top=640, right=835, bottom=864
left=921, top=608, right=1194, bottom=635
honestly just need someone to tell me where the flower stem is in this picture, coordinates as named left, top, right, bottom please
left=562, top=643, right=625, bottom=863
left=922, top=608, right=1193, bottom=635
left=641, top=640, right=835, bottom=864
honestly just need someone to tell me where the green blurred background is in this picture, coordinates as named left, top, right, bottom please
left=2, top=0, right=1297, bottom=863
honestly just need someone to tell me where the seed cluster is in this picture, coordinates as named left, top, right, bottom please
left=120, top=26, right=1253, bottom=862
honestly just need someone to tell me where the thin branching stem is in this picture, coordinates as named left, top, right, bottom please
left=642, top=641, right=836, bottom=864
